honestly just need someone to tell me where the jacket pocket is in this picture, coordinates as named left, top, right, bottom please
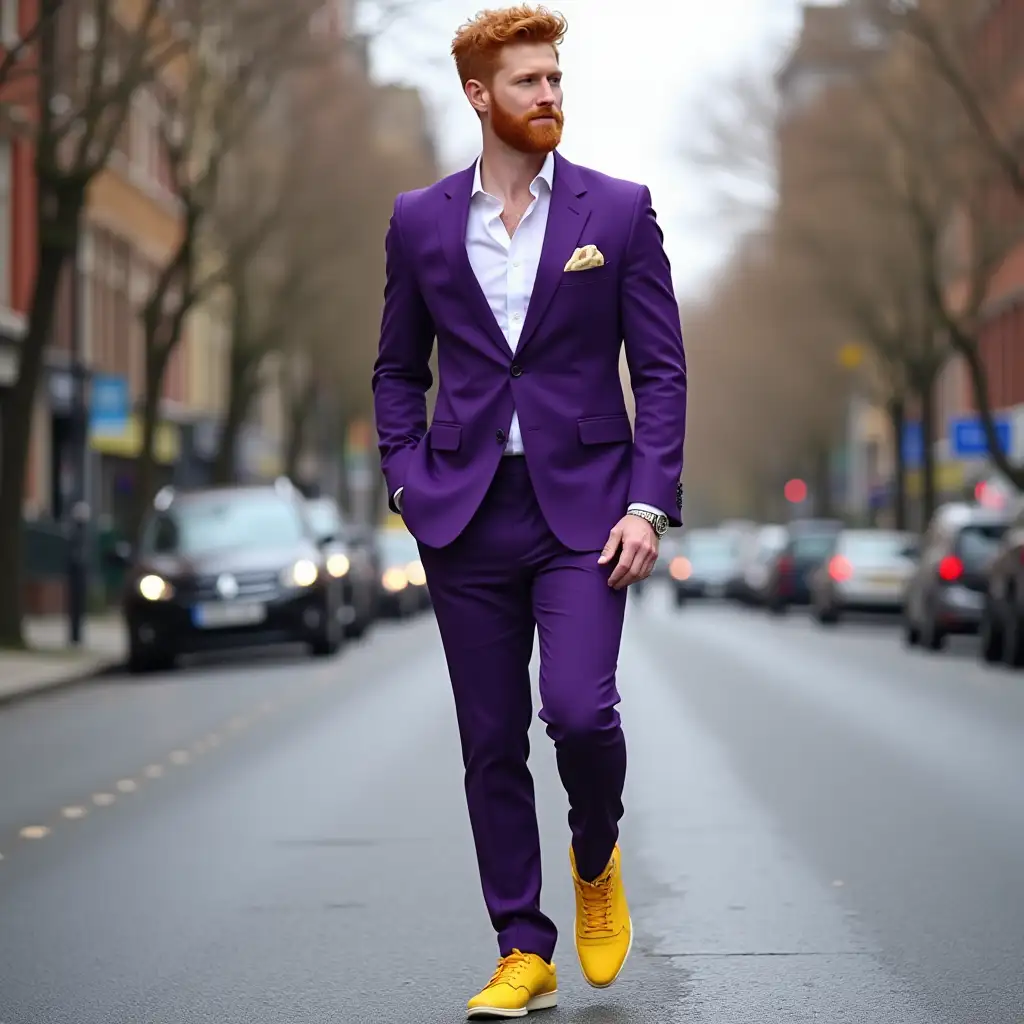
left=428, top=422, right=462, bottom=451
left=577, top=413, right=632, bottom=445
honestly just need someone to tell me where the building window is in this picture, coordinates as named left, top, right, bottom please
left=0, top=140, right=10, bottom=310
left=0, top=0, right=18, bottom=47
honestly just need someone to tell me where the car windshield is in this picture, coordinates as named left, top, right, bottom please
left=956, top=524, right=1006, bottom=570
left=683, top=533, right=737, bottom=567
left=305, top=500, right=342, bottom=540
left=142, top=492, right=308, bottom=556
left=840, top=532, right=914, bottom=563
left=791, top=532, right=838, bottom=560
left=378, top=530, right=419, bottom=565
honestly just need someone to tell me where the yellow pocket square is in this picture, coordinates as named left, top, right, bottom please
left=563, top=244, right=605, bottom=272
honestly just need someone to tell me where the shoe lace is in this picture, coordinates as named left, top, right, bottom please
left=486, top=949, right=532, bottom=988
left=576, top=870, right=614, bottom=935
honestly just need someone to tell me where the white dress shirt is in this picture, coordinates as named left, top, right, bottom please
left=396, top=153, right=666, bottom=523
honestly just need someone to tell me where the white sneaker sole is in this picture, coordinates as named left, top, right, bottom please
left=466, top=990, right=558, bottom=1019
left=575, top=916, right=633, bottom=989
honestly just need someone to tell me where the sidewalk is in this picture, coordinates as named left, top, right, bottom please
left=0, top=616, right=127, bottom=705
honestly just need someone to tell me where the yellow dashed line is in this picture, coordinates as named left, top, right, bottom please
left=6, top=690, right=308, bottom=862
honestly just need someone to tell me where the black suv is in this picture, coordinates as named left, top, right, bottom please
left=115, top=480, right=344, bottom=673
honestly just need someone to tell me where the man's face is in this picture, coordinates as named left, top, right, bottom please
left=471, top=42, right=564, bottom=154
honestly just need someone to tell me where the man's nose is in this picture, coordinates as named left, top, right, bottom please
left=535, top=83, right=556, bottom=106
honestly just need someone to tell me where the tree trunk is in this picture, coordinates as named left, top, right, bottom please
left=0, top=180, right=85, bottom=647
left=131, top=338, right=169, bottom=543
left=918, top=375, right=937, bottom=528
left=213, top=367, right=259, bottom=485
left=284, top=377, right=316, bottom=482
left=887, top=395, right=908, bottom=531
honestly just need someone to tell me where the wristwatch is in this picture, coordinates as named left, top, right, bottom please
left=627, top=508, right=669, bottom=536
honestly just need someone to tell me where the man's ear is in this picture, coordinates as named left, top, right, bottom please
left=465, top=78, right=489, bottom=117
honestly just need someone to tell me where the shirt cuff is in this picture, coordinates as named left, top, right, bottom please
left=628, top=502, right=667, bottom=520
left=393, top=487, right=404, bottom=512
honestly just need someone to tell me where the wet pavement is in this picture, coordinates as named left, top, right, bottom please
left=0, top=590, right=1021, bottom=1022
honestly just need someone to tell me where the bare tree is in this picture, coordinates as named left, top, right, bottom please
left=125, top=0, right=337, bottom=538
left=0, top=0, right=186, bottom=647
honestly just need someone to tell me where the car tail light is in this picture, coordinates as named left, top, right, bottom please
left=777, top=555, right=794, bottom=575
left=938, top=555, right=963, bottom=582
left=829, top=555, right=853, bottom=582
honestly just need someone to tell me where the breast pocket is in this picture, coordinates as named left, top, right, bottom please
left=560, top=264, right=614, bottom=289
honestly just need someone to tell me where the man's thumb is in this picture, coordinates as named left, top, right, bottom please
left=598, top=525, right=621, bottom=563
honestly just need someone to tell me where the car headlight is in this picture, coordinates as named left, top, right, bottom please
left=282, top=559, right=319, bottom=588
left=405, top=560, right=426, bottom=586
left=138, top=574, right=174, bottom=601
left=382, top=567, right=408, bottom=592
left=326, top=553, right=350, bottom=578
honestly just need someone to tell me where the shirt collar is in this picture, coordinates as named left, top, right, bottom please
left=472, top=150, right=556, bottom=199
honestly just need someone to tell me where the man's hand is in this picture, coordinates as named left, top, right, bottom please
left=598, top=514, right=659, bottom=590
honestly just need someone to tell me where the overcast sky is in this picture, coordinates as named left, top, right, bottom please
left=363, top=0, right=812, bottom=301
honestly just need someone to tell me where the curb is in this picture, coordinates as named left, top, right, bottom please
left=0, top=658, right=126, bottom=710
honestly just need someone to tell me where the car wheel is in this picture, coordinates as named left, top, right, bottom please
left=673, top=588, right=686, bottom=608
left=1002, top=610, right=1024, bottom=668
left=815, top=604, right=839, bottom=625
left=902, top=610, right=920, bottom=647
left=920, top=613, right=945, bottom=651
left=979, top=603, right=1003, bottom=664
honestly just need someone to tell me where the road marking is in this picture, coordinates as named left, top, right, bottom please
left=116, top=779, right=138, bottom=793
left=832, top=879, right=845, bottom=887
left=61, top=806, right=87, bottom=819
left=170, top=749, right=190, bottom=765
left=19, top=826, right=50, bottom=840
left=229, top=716, right=248, bottom=730
left=144, top=764, right=164, bottom=778
left=93, top=792, right=116, bottom=806
left=206, top=732, right=221, bottom=746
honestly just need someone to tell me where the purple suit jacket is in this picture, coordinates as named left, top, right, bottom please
left=371, top=151, right=687, bottom=552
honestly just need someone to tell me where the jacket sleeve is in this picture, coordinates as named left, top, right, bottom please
left=371, top=192, right=437, bottom=512
left=620, top=184, right=687, bottom=526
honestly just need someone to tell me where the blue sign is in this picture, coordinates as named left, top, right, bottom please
left=949, top=415, right=1012, bottom=460
left=902, top=422, right=922, bottom=469
left=89, top=374, right=129, bottom=437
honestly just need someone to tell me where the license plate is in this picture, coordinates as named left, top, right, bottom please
left=867, top=573, right=901, bottom=586
left=193, top=602, right=266, bottom=629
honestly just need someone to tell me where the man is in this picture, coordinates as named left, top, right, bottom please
left=371, top=5, right=686, bottom=1017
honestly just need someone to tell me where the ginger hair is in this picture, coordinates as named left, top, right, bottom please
left=451, top=6, right=568, bottom=87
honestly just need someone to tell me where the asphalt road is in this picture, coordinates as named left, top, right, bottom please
left=0, top=591, right=1022, bottom=1023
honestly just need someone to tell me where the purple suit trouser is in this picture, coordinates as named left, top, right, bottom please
left=417, top=456, right=627, bottom=964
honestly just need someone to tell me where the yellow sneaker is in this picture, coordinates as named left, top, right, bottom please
left=466, top=949, right=558, bottom=1019
left=570, top=843, right=633, bottom=988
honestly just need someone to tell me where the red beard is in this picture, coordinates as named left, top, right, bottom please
left=490, top=100, right=564, bottom=154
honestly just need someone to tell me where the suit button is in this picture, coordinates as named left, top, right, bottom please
left=496, top=429, right=506, bottom=444
left=510, top=364, right=523, bottom=377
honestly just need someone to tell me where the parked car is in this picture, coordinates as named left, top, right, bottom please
left=669, top=528, right=741, bottom=607
left=733, top=524, right=787, bottom=605
left=303, top=497, right=378, bottom=640
left=113, top=479, right=344, bottom=673
left=903, top=502, right=1009, bottom=651
left=967, top=499, right=1024, bottom=665
left=808, top=528, right=919, bottom=624
left=375, top=527, right=429, bottom=617
left=763, top=519, right=844, bottom=614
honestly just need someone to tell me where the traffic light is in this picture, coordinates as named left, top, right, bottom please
left=784, top=478, right=808, bottom=504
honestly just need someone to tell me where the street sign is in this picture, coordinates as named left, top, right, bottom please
left=89, top=374, right=129, bottom=438
left=902, top=421, right=922, bottom=469
left=949, top=415, right=1011, bottom=460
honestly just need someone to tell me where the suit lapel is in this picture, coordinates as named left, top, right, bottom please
left=516, top=153, right=592, bottom=357
left=438, top=163, right=510, bottom=357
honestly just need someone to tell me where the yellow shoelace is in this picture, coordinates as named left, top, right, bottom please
left=576, top=871, right=614, bottom=935
left=486, top=949, right=533, bottom=988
